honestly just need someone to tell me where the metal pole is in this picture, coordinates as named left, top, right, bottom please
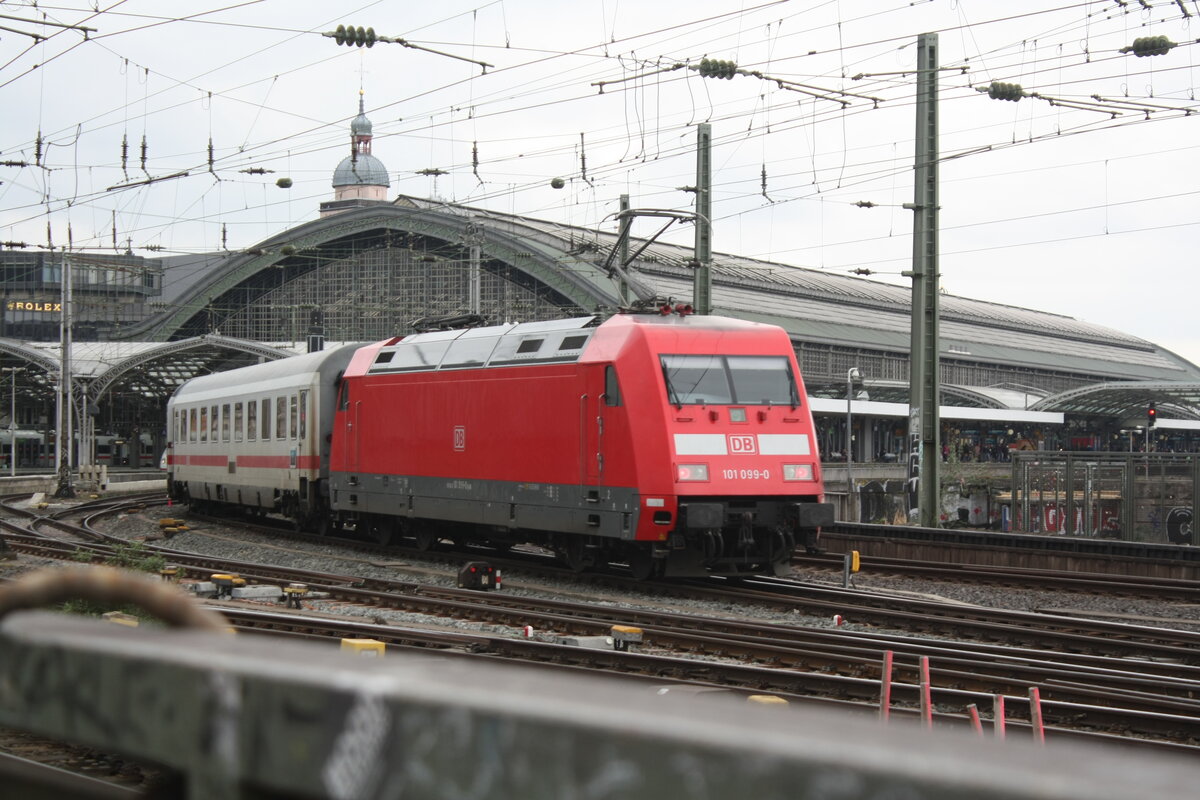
left=846, top=367, right=860, bottom=522
left=693, top=123, right=712, bottom=315
left=906, top=32, right=940, bottom=528
left=8, top=368, right=15, bottom=478
left=55, top=251, right=75, bottom=498
left=618, top=194, right=631, bottom=306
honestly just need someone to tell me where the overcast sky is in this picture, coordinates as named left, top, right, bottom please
left=1, top=1, right=1197, bottom=367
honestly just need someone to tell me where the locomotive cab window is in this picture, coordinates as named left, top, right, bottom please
left=660, top=354, right=799, bottom=406
left=604, top=365, right=622, bottom=407
left=727, top=356, right=800, bottom=407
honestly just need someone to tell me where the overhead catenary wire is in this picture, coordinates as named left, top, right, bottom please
left=2, top=0, right=1195, bottom=262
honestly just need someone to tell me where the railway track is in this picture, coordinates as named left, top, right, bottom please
left=5, top=493, right=1200, bottom=750
left=793, top=552, right=1200, bottom=600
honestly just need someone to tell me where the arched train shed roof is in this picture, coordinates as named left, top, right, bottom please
left=115, top=195, right=1198, bottom=419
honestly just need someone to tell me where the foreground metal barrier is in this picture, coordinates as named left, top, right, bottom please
left=3, top=609, right=1200, bottom=800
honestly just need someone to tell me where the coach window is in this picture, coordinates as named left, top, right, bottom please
left=276, top=396, right=286, bottom=440
left=189, top=408, right=197, bottom=443
left=298, top=391, right=308, bottom=441
left=211, top=406, right=219, bottom=442
left=200, top=407, right=208, bottom=443
left=234, top=403, right=243, bottom=442
left=289, top=394, right=298, bottom=439
left=222, top=404, right=231, bottom=442
left=261, top=398, right=271, bottom=440
left=246, top=401, right=256, bottom=441
left=604, top=365, right=622, bottom=407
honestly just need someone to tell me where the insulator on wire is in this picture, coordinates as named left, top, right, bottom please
left=221, top=224, right=227, bottom=250
left=34, top=130, right=43, bottom=166
left=140, top=135, right=148, bottom=172
left=986, top=81, right=1024, bottom=102
left=1121, top=35, right=1175, bottom=57
left=698, top=58, right=738, bottom=79
left=121, top=134, right=129, bottom=177
left=472, top=141, right=480, bottom=182
left=334, top=24, right=376, bottom=48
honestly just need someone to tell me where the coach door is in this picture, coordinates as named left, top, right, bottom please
left=583, top=365, right=613, bottom=487
left=582, top=392, right=600, bottom=488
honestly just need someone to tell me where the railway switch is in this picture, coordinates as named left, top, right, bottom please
left=610, top=625, right=643, bottom=652
left=210, top=573, right=244, bottom=599
left=283, top=583, right=309, bottom=609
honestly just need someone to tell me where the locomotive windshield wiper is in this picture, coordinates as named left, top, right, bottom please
left=787, top=371, right=800, bottom=410
left=662, top=365, right=683, bottom=410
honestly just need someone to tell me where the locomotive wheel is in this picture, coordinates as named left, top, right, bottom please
left=413, top=526, right=438, bottom=552
left=560, top=538, right=593, bottom=573
left=372, top=518, right=399, bottom=547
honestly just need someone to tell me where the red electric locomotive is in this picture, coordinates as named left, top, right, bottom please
left=167, top=308, right=833, bottom=578
left=327, top=308, right=832, bottom=578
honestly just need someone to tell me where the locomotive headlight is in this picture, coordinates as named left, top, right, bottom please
left=676, top=464, right=709, bottom=482
left=783, top=464, right=814, bottom=481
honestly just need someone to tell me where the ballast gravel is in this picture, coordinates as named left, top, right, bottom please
left=62, top=506, right=1200, bottom=640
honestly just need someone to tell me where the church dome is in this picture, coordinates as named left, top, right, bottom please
left=332, top=153, right=390, bottom=188
left=351, top=109, right=372, bottom=137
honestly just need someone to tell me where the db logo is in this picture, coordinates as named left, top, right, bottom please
left=453, top=426, right=466, bottom=451
left=728, top=434, right=756, bottom=454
